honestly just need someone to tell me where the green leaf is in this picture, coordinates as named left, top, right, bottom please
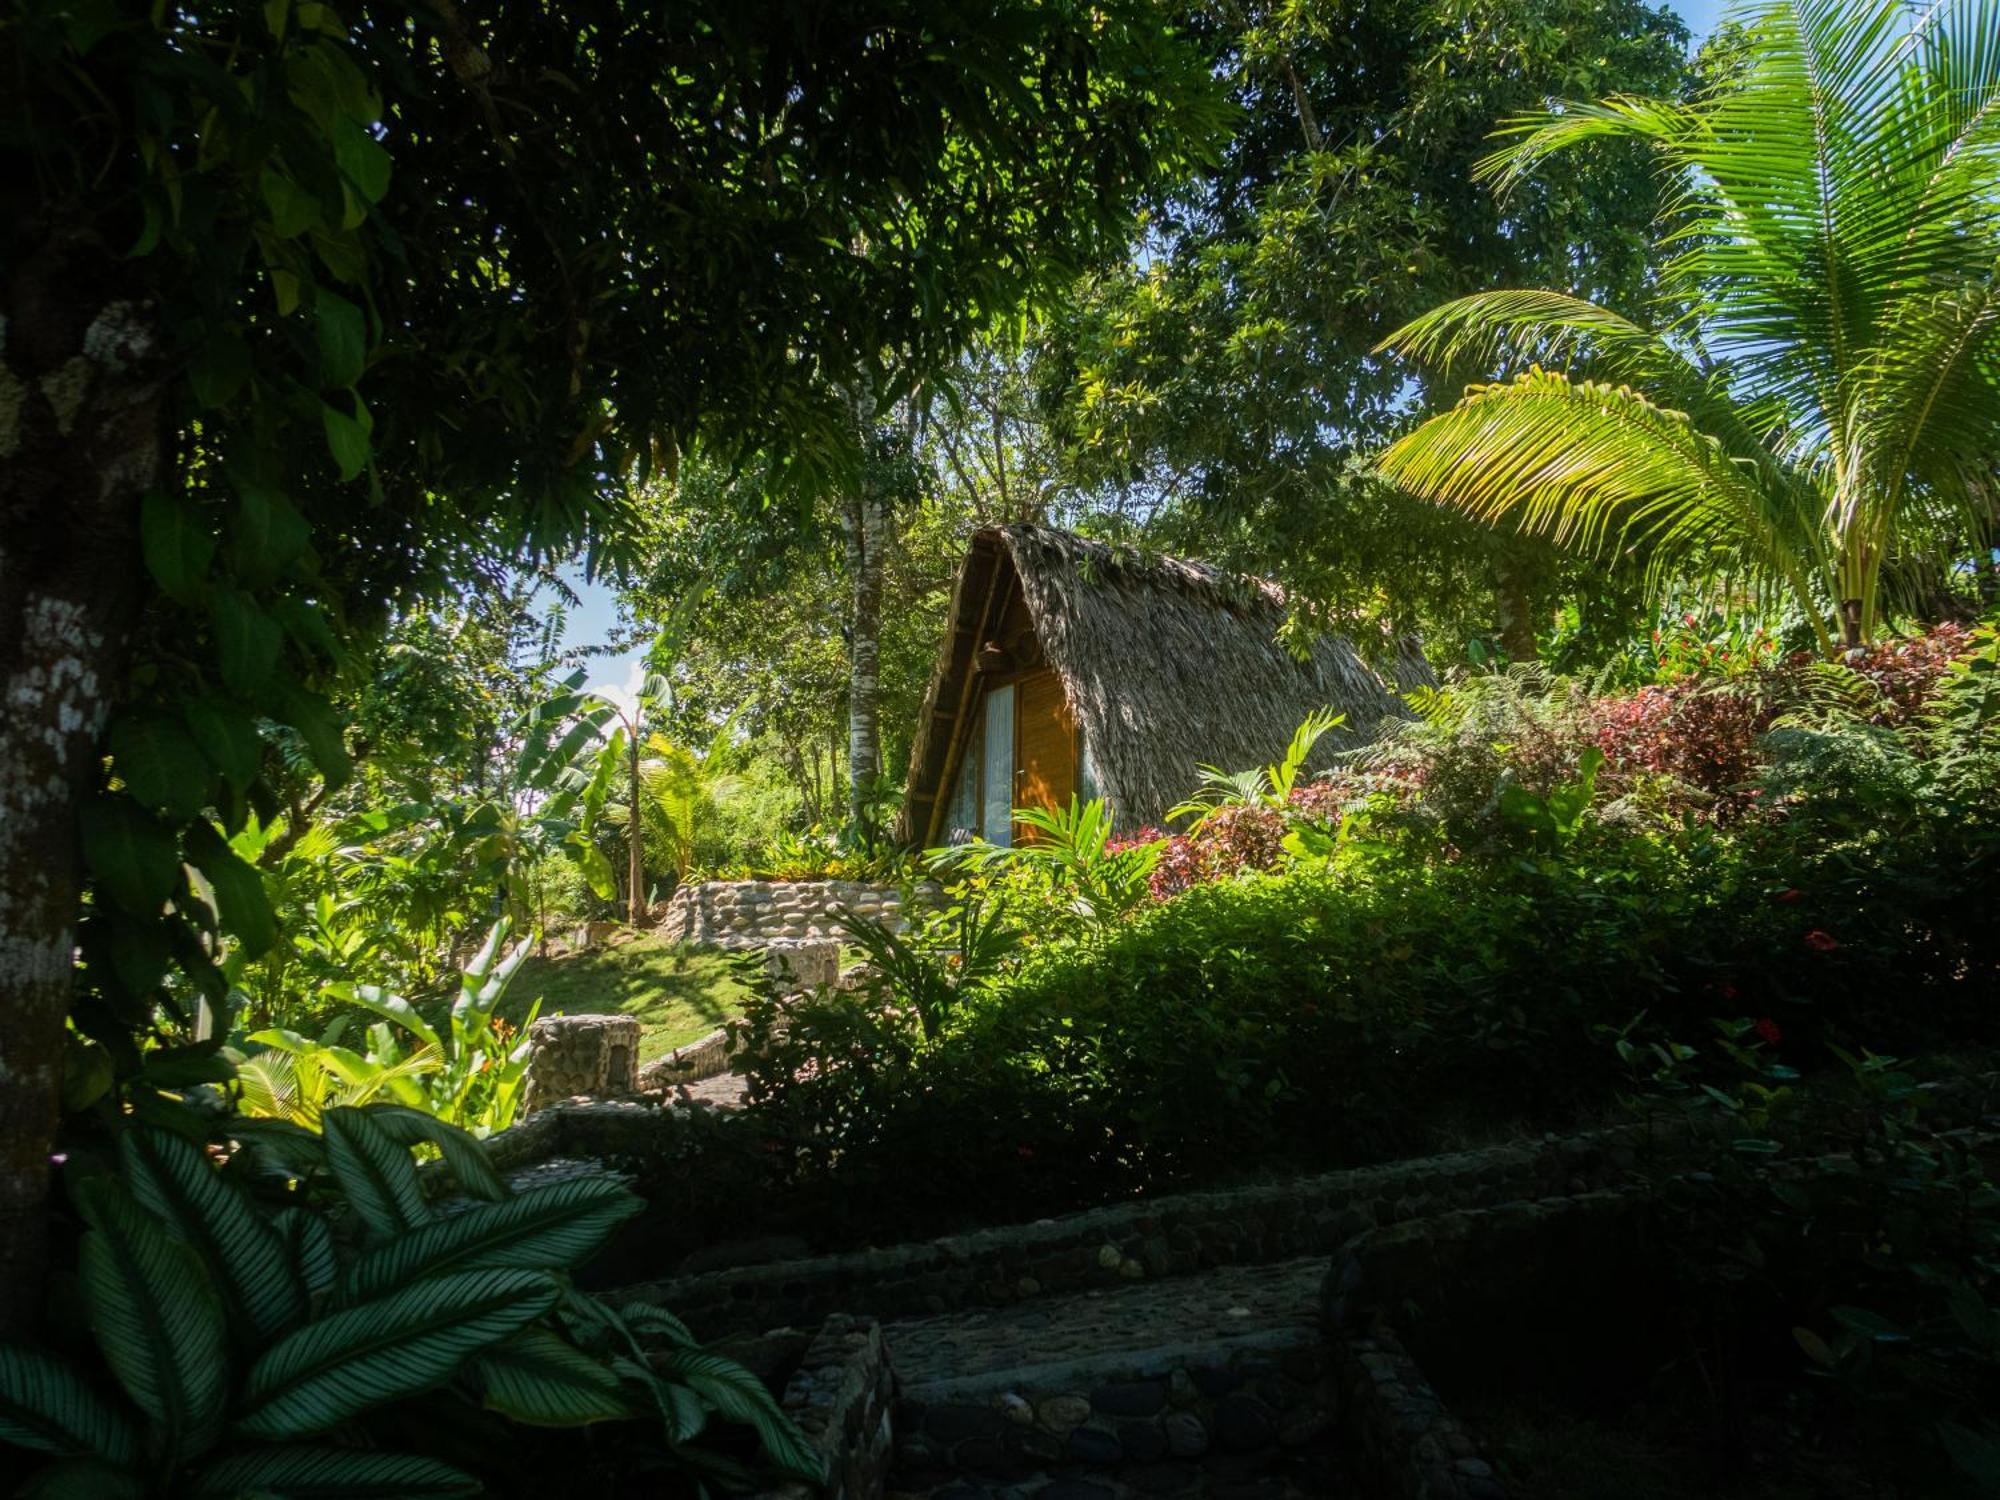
left=653, top=1347, right=821, bottom=1477
left=229, top=486, right=311, bottom=586
left=185, top=821, right=277, bottom=956
left=183, top=699, right=261, bottom=793
left=314, top=291, right=366, bottom=389
left=274, top=684, right=349, bottom=791
left=474, top=1329, right=632, bottom=1426
left=322, top=395, right=372, bottom=480
left=119, top=1129, right=305, bottom=1347
left=187, top=331, right=251, bottom=410
left=259, top=169, right=321, bottom=238
left=211, top=590, right=282, bottom=695
left=572, top=841, right=616, bottom=900
left=108, top=709, right=209, bottom=821
left=80, top=796, right=178, bottom=915
left=19, top=1458, right=148, bottom=1499
left=237, top=1269, right=559, bottom=1438
left=269, top=596, right=338, bottom=663
left=0, top=1346, right=139, bottom=1462
left=334, top=117, right=392, bottom=202
left=320, top=1107, right=428, bottom=1239
left=360, top=1105, right=511, bottom=1202
left=72, top=1180, right=228, bottom=1459
left=327, top=985, right=438, bottom=1051
left=274, top=1207, right=337, bottom=1297
left=140, top=491, right=214, bottom=605
left=188, top=1445, right=481, bottom=1497
left=340, top=1177, right=642, bottom=1303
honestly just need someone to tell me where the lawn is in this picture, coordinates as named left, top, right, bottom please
left=500, top=933, right=751, bottom=1063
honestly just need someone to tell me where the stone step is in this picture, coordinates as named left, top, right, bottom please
left=884, top=1257, right=1344, bottom=1499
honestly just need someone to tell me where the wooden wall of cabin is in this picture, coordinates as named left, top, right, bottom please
left=932, top=581, right=1080, bottom=845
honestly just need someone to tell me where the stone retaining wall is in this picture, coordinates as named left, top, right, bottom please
left=658, top=879, right=939, bottom=947
left=611, top=1126, right=1663, bottom=1338
left=520, top=1014, right=640, bottom=1115
left=751, top=1315, right=895, bottom=1500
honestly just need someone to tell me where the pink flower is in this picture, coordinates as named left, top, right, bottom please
left=1754, top=1017, right=1782, bottom=1045
left=1804, top=929, right=1840, bottom=953
left=1775, top=888, right=1801, bottom=904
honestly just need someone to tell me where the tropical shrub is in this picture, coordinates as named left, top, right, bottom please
left=0, top=1110, right=813, bottom=1497
left=236, top=920, right=539, bottom=1137
left=931, top=797, right=1162, bottom=932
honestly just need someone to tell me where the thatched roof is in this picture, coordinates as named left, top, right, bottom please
left=899, top=525, right=1427, bottom=842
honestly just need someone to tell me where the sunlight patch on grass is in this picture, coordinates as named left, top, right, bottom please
left=501, top=932, right=750, bottom=1062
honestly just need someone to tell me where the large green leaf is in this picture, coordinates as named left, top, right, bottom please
left=18, top=1457, right=148, bottom=1498
left=474, top=1329, right=633, bottom=1426
left=73, top=1180, right=228, bottom=1458
left=313, top=291, right=367, bottom=390
left=188, top=1444, right=481, bottom=1497
left=183, top=698, right=262, bottom=794
left=274, top=1208, right=337, bottom=1299
left=139, top=490, right=215, bottom=604
left=652, top=1347, right=821, bottom=1479
left=320, top=1107, right=428, bottom=1239
left=229, top=486, right=312, bottom=586
left=211, top=589, right=283, bottom=696
left=326, top=986, right=438, bottom=1051
left=237, top=1269, right=559, bottom=1438
left=185, top=821, right=277, bottom=956
left=340, top=1176, right=641, bottom=1303
left=119, top=1129, right=305, bottom=1346
left=79, top=796, right=178, bottom=916
left=108, top=710, right=210, bottom=822
left=0, top=1346, right=139, bottom=1462
left=361, top=1106, right=511, bottom=1203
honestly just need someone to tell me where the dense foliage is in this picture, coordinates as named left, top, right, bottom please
left=1380, top=0, right=2000, bottom=648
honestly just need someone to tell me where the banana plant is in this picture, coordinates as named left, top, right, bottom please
left=0, top=1109, right=817, bottom=1496
left=239, top=919, right=541, bottom=1137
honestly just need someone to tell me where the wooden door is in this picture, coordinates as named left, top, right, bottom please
left=1013, top=668, right=1077, bottom=839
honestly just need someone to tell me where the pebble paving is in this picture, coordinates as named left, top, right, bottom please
left=887, top=1256, right=1327, bottom=1402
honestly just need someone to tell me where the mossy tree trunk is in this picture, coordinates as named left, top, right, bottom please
left=0, top=220, right=166, bottom=1335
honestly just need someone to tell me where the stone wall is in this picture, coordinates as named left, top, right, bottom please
left=658, top=879, right=938, bottom=948
left=609, top=1125, right=1663, bottom=1338
left=520, top=1014, right=640, bottom=1115
left=750, top=1315, right=895, bottom=1500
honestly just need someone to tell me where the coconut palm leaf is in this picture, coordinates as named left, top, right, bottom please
left=1384, top=0, right=2000, bottom=647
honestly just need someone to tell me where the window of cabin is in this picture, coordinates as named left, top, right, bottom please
left=980, top=682, right=1015, bottom=847
left=944, top=702, right=981, bottom=843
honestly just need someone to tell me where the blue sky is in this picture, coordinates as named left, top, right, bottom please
left=558, top=0, right=1731, bottom=690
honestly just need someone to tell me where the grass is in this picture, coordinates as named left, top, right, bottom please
left=499, top=932, right=750, bottom=1063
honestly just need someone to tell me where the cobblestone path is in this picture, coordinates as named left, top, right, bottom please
left=883, top=1257, right=1347, bottom=1498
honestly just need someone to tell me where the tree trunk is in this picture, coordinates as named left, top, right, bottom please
left=0, top=223, right=167, bottom=1335
left=844, top=486, right=887, bottom=823
left=626, top=717, right=644, bottom=926
left=1493, top=552, right=1539, bottom=665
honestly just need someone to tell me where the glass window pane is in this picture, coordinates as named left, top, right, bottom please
left=981, top=683, right=1014, bottom=848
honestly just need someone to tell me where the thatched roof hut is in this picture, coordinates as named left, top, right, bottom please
left=898, top=525, right=1425, bottom=846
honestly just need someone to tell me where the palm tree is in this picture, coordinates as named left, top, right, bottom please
left=634, top=720, right=743, bottom=894
left=1376, top=0, right=2000, bottom=651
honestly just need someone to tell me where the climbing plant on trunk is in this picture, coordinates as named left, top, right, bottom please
left=0, top=0, right=1228, bottom=1334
